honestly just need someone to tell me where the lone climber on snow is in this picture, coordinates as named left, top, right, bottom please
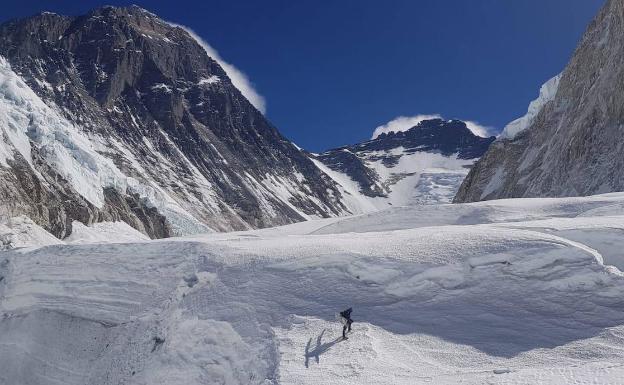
left=339, top=307, right=353, bottom=339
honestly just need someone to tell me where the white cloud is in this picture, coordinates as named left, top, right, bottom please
left=371, top=114, right=442, bottom=139
left=372, top=114, right=493, bottom=139
left=464, top=120, right=494, bottom=138
left=168, top=23, right=267, bottom=114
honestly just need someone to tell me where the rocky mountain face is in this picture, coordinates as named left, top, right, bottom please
left=455, top=0, right=624, bottom=203
left=314, top=119, right=494, bottom=210
left=0, top=6, right=352, bottom=238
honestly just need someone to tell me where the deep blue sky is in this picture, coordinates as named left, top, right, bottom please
left=1, top=0, right=606, bottom=151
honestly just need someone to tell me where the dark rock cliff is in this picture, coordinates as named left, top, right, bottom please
left=455, top=0, right=624, bottom=202
left=0, top=6, right=351, bottom=237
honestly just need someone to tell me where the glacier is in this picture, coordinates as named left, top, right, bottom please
left=0, top=54, right=205, bottom=235
left=2, top=192, right=624, bottom=384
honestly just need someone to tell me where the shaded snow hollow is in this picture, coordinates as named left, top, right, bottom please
left=2, top=193, right=624, bottom=384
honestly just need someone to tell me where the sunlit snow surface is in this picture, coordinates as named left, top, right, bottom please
left=3, top=194, right=624, bottom=384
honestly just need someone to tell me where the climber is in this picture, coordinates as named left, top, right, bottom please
left=339, top=307, right=353, bottom=339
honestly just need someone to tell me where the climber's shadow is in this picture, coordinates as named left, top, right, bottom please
left=304, top=329, right=342, bottom=368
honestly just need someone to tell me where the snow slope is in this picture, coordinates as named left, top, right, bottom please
left=0, top=218, right=150, bottom=251
left=315, top=119, right=494, bottom=213
left=313, top=150, right=475, bottom=213
left=64, top=221, right=150, bottom=244
left=2, top=193, right=624, bottom=384
left=0, top=216, right=62, bottom=251
left=365, top=149, right=475, bottom=206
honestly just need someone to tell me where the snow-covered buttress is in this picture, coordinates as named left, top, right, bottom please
left=455, top=0, right=624, bottom=202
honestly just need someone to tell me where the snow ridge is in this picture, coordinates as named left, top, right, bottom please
left=500, top=74, right=562, bottom=140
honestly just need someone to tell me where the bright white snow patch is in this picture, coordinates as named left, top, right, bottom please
left=0, top=216, right=62, bottom=250
left=500, top=74, right=561, bottom=140
left=137, top=311, right=268, bottom=385
left=168, top=22, right=267, bottom=114
left=151, top=83, right=173, bottom=93
left=198, top=76, right=220, bottom=86
left=0, top=216, right=151, bottom=250
left=64, top=221, right=150, bottom=244
left=0, top=58, right=36, bottom=166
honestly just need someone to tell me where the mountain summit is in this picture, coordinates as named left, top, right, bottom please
left=315, top=119, right=494, bottom=209
left=0, top=6, right=495, bottom=239
left=0, top=5, right=353, bottom=237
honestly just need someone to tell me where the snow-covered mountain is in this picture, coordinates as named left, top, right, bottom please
left=455, top=0, right=624, bottom=202
left=0, top=6, right=355, bottom=238
left=314, top=118, right=494, bottom=212
left=0, top=5, right=499, bottom=240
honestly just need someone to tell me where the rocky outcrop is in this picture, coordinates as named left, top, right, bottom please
left=455, top=0, right=624, bottom=202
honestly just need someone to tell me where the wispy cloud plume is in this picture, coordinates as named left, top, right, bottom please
left=372, top=114, right=493, bottom=139
left=169, top=23, right=267, bottom=114
left=371, top=114, right=442, bottom=139
left=464, top=120, right=494, bottom=138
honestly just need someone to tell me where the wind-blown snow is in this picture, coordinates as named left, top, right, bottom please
left=371, top=115, right=442, bottom=139
left=500, top=74, right=561, bottom=140
left=464, top=120, right=493, bottom=138
left=372, top=115, right=492, bottom=139
left=2, top=192, right=624, bottom=384
left=151, top=83, right=172, bottom=93
left=168, top=23, right=267, bottom=114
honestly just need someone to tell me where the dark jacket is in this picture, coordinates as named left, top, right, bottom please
left=340, top=308, right=353, bottom=321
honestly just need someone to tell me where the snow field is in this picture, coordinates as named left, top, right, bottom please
left=2, top=193, right=624, bottom=384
